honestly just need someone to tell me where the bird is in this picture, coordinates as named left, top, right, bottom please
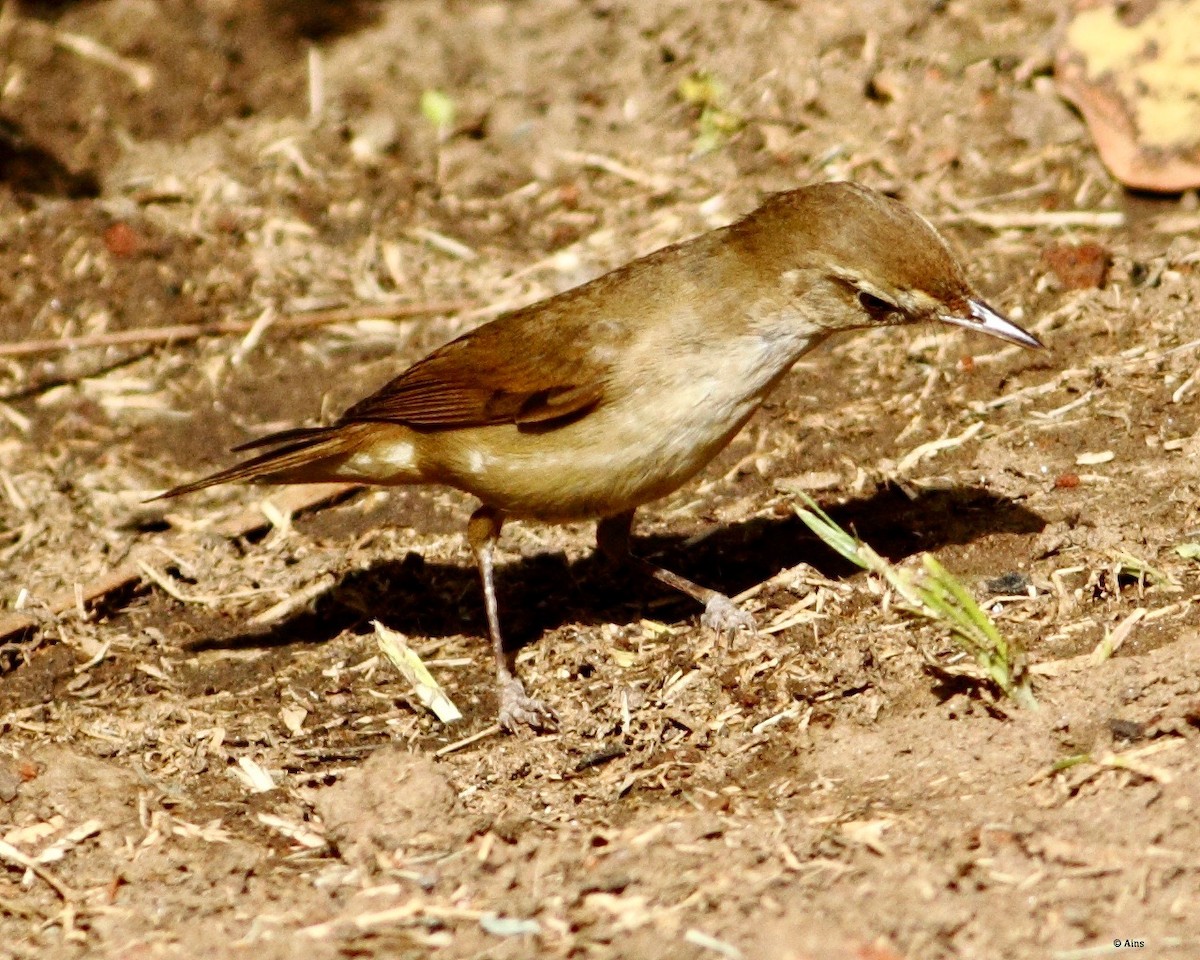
left=155, top=181, right=1042, bottom=732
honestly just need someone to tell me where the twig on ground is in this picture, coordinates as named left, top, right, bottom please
left=406, top=228, right=477, bottom=261
left=0, top=300, right=469, bottom=359
left=249, top=575, right=337, bottom=626
left=0, top=838, right=77, bottom=901
left=434, top=724, right=503, bottom=758
left=559, top=149, right=674, bottom=193
left=54, top=29, right=154, bottom=90
left=1090, top=608, right=1147, bottom=665
left=896, top=420, right=984, bottom=473
left=939, top=209, right=1125, bottom=230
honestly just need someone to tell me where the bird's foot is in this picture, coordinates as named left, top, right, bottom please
left=497, top=676, right=559, bottom=733
left=700, top=594, right=756, bottom=634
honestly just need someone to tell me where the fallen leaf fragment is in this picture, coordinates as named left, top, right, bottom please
left=1056, top=0, right=1200, bottom=191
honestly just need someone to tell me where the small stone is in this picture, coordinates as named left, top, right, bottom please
left=984, top=571, right=1032, bottom=595
left=103, top=222, right=141, bottom=258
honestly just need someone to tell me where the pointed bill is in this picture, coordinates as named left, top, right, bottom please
left=940, top=299, right=1043, bottom=349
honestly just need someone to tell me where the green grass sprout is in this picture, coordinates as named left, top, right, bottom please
left=1112, top=551, right=1179, bottom=589
left=792, top=491, right=1037, bottom=709
left=677, top=72, right=744, bottom=154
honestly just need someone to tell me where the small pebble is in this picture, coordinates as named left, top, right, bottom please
left=984, top=571, right=1032, bottom=595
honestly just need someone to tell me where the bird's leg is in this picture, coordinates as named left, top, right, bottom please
left=595, top=510, right=755, bottom=634
left=466, top=506, right=558, bottom=732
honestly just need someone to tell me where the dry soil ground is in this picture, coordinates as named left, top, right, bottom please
left=1, top=2, right=1199, bottom=958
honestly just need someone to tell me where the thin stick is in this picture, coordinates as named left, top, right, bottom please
left=249, top=575, right=337, bottom=626
left=896, top=420, right=984, bottom=472
left=938, top=209, right=1125, bottom=230
left=558, top=149, right=673, bottom=193
left=0, top=484, right=360, bottom=643
left=0, top=300, right=470, bottom=360
left=55, top=30, right=154, bottom=90
left=434, top=724, right=502, bottom=757
left=0, top=838, right=76, bottom=901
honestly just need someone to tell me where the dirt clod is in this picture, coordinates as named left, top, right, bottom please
left=311, top=749, right=466, bottom=867
left=1041, top=241, right=1112, bottom=290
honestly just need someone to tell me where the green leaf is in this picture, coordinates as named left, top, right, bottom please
left=677, top=72, right=743, bottom=154
left=678, top=72, right=726, bottom=107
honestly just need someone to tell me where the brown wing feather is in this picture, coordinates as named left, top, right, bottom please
left=231, top=426, right=328, bottom=452
left=152, top=426, right=361, bottom=499
left=339, top=302, right=617, bottom=430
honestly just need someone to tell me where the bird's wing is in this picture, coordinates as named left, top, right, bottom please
left=338, top=305, right=618, bottom=430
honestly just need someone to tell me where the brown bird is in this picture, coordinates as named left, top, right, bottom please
left=157, top=181, right=1041, bottom=731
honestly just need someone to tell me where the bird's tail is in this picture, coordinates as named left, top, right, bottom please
left=152, top=422, right=384, bottom=500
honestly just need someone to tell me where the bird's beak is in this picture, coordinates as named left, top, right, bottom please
left=940, top=299, right=1044, bottom=349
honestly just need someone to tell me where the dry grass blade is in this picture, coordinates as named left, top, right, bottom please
left=1035, top=739, right=1185, bottom=787
left=374, top=622, right=462, bottom=723
left=792, top=492, right=1036, bottom=709
left=1091, top=607, right=1147, bottom=665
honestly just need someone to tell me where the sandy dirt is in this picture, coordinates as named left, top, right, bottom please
left=1, top=2, right=1199, bottom=958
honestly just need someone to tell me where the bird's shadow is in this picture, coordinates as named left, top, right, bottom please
left=185, top=484, right=1045, bottom=658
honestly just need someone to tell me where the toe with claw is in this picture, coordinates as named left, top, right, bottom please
left=700, top=594, right=756, bottom=634
left=497, top=676, right=559, bottom=733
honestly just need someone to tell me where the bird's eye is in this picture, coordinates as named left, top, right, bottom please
left=857, top=290, right=895, bottom=317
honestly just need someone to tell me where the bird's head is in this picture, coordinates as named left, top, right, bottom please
left=739, top=181, right=1042, bottom=348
